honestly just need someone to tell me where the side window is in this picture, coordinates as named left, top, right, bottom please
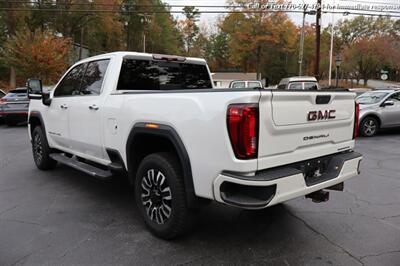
left=54, top=64, right=86, bottom=97
left=80, top=59, right=110, bottom=95
left=390, top=92, right=400, bottom=104
left=288, top=82, right=303, bottom=90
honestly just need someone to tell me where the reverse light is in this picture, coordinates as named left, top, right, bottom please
left=227, top=104, right=259, bottom=159
left=353, top=102, right=360, bottom=139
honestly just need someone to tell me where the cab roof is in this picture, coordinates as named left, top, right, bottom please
left=75, top=51, right=207, bottom=66
left=279, top=76, right=317, bottom=85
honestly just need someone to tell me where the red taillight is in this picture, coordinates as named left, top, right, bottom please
left=353, top=102, right=360, bottom=139
left=227, top=104, right=259, bottom=159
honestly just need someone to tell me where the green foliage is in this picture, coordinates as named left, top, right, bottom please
left=178, top=6, right=200, bottom=54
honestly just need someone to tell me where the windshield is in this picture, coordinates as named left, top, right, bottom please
left=357, top=92, right=389, bottom=104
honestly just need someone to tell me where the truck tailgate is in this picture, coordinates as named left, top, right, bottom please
left=258, top=90, right=357, bottom=170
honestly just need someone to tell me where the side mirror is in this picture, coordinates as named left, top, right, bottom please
left=383, top=100, right=395, bottom=107
left=27, top=79, right=43, bottom=99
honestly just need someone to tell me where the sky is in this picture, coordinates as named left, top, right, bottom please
left=164, top=0, right=400, bottom=31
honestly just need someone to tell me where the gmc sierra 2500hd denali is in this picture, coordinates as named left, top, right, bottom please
left=27, top=52, right=362, bottom=239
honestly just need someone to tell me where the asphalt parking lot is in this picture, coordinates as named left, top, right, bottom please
left=0, top=125, right=399, bottom=266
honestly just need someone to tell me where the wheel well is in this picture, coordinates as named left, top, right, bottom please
left=29, top=116, right=42, bottom=135
left=128, top=133, right=179, bottom=184
left=126, top=124, right=200, bottom=208
left=361, top=115, right=381, bottom=128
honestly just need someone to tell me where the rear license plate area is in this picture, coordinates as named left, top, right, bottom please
left=293, top=156, right=336, bottom=186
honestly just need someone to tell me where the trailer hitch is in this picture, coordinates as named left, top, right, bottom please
left=305, top=190, right=330, bottom=203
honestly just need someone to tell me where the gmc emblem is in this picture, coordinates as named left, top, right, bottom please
left=307, top=110, right=336, bottom=121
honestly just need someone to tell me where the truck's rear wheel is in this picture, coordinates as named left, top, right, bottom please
left=32, top=126, right=57, bottom=170
left=134, top=152, right=190, bottom=239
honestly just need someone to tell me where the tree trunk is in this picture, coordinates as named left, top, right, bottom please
left=9, top=67, right=16, bottom=89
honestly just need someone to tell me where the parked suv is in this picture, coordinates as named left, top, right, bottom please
left=0, top=87, right=29, bottom=126
left=356, top=89, right=400, bottom=136
left=27, top=52, right=362, bottom=239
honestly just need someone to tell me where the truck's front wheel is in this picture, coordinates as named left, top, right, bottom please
left=134, top=152, right=190, bottom=239
left=31, top=126, right=57, bottom=170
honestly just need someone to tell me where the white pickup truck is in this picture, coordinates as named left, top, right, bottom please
left=27, top=52, right=362, bottom=239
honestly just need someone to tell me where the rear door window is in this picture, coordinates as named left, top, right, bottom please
left=117, top=59, right=212, bottom=91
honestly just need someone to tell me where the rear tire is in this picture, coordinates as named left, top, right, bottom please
left=360, top=117, right=379, bottom=137
left=32, top=126, right=57, bottom=170
left=134, top=152, right=191, bottom=239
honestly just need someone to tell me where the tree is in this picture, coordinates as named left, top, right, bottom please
left=336, top=16, right=396, bottom=47
left=220, top=1, right=298, bottom=82
left=0, top=0, right=29, bottom=88
left=178, top=6, right=200, bottom=55
left=205, top=30, right=231, bottom=71
left=341, top=36, right=400, bottom=86
left=2, top=29, right=72, bottom=84
left=121, top=0, right=182, bottom=54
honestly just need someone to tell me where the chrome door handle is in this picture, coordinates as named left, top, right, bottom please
left=89, top=104, right=99, bottom=110
left=60, top=104, right=68, bottom=109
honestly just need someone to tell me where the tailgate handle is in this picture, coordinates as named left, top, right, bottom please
left=316, top=95, right=331, bottom=104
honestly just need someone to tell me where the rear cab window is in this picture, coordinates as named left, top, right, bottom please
left=117, top=58, right=212, bottom=91
left=304, top=82, right=318, bottom=91
left=288, top=82, right=303, bottom=90
left=231, top=82, right=245, bottom=88
left=248, top=82, right=261, bottom=88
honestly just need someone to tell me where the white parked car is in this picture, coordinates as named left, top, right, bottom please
left=27, top=52, right=362, bottom=239
left=229, top=80, right=263, bottom=89
left=278, top=76, right=320, bottom=90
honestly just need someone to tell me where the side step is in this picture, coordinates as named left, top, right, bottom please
left=50, top=153, right=112, bottom=180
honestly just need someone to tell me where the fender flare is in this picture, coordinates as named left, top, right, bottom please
left=28, top=111, right=48, bottom=142
left=126, top=122, right=197, bottom=207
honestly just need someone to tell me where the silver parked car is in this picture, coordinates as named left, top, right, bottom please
left=357, top=89, right=400, bottom=136
left=0, top=87, right=29, bottom=126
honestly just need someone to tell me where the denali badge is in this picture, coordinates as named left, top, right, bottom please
left=307, top=110, right=336, bottom=121
left=304, top=134, right=330, bottom=141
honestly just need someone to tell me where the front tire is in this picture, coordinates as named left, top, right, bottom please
left=360, top=117, right=379, bottom=137
left=134, top=152, right=191, bottom=239
left=32, top=126, right=57, bottom=170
